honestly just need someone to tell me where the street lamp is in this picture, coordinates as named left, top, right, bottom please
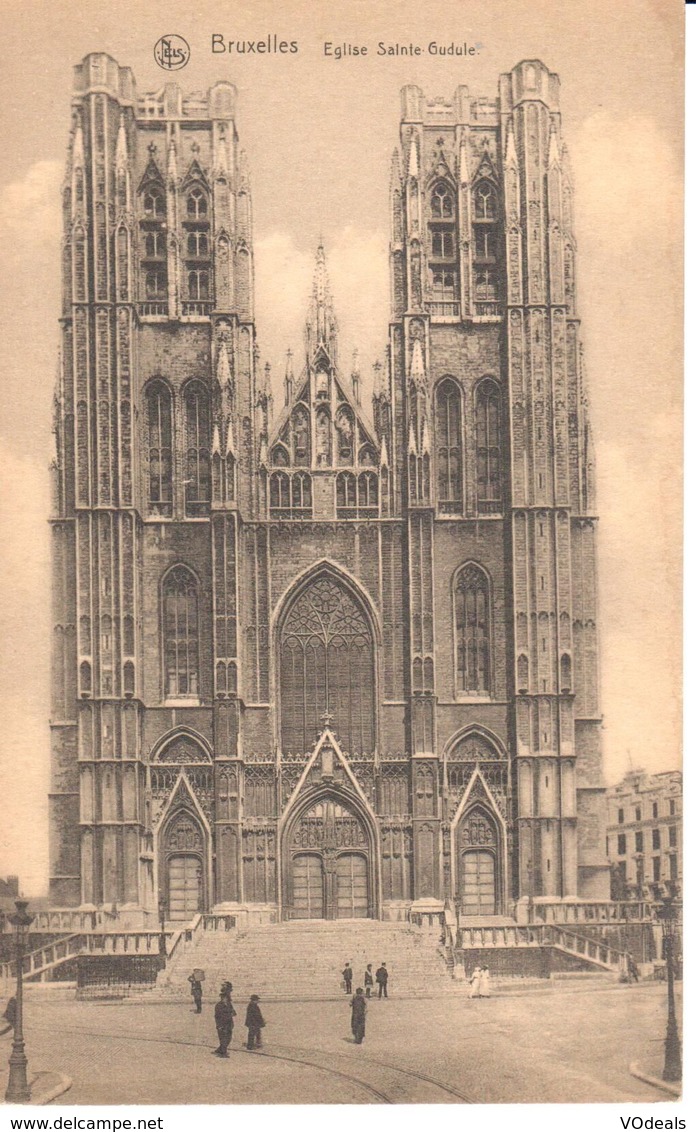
left=158, top=896, right=167, bottom=960
left=5, top=899, right=35, bottom=1104
left=651, top=882, right=681, bottom=1083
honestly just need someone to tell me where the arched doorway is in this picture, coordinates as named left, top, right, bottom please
left=283, top=794, right=374, bottom=920
left=455, top=805, right=502, bottom=917
left=160, top=809, right=207, bottom=921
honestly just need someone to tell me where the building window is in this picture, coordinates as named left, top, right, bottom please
left=436, top=379, right=463, bottom=513
left=146, top=381, right=173, bottom=517
left=187, top=231, right=209, bottom=258
left=652, top=801, right=658, bottom=819
left=140, top=186, right=168, bottom=306
left=618, top=808, right=624, bottom=824
left=669, top=799, right=676, bottom=816
left=184, top=383, right=211, bottom=517
left=472, top=181, right=500, bottom=312
left=144, top=231, right=166, bottom=259
left=143, top=188, right=166, bottom=218
left=357, top=471, right=378, bottom=511
left=427, top=181, right=459, bottom=311
left=187, top=270, right=210, bottom=301
left=186, top=188, right=208, bottom=219
left=270, top=471, right=312, bottom=518
left=454, top=564, right=491, bottom=695
left=474, top=182, right=497, bottom=221
left=652, top=828, right=660, bottom=851
left=145, top=270, right=167, bottom=299
left=617, top=833, right=626, bottom=856
left=652, top=857, right=661, bottom=883
left=635, top=831, right=643, bottom=853
left=279, top=574, right=375, bottom=755
left=669, top=854, right=678, bottom=881
left=635, top=806, right=642, bottom=822
left=669, top=825, right=677, bottom=848
left=476, top=379, right=501, bottom=512
left=163, top=566, right=199, bottom=699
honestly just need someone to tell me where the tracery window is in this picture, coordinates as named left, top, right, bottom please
left=270, top=471, right=312, bottom=517
left=184, top=383, right=211, bottom=517
left=336, top=471, right=356, bottom=513
left=187, top=231, right=209, bottom=258
left=357, top=472, right=378, bottom=511
left=279, top=575, right=375, bottom=755
left=472, top=182, right=501, bottom=314
left=454, top=564, right=491, bottom=695
left=187, top=188, right=208, bottom=219
left=427, top=180, right=459, bottom=315
left=187, top=270, right=210, bottom=301
left=431, top=184, right=454, bottom=218
left=143, top=188, right=165, bottom=218
left=435, top=379, right=463, bottom=512
left=475, top=379, right=501, bottom=512
left=163, top=566, right=200, bottom=699
left=146, top=381, right=173, bottom=517
left=140, top=186, right=168, bottom=309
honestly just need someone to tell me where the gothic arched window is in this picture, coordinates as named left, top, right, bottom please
left=476, top=379, right=502, bottom=512
left=474, top=182, right=497, bottom=221
left=279, top=575, right=375, bottom=754
left=436, top=379, right=463, bottom=512
left=454, top=564, right=491, bottom=695
left=146, top=381, right=173, bottom=517
left=184, top=383, right=211, bottom=517
left=427, top=180, right=459, bottom=315
left=163, top=566, right=200, bottom=699
left=140, top=187, right=168, bottom=310
left=336, top=471, right=356, bottom=514
left=143, top=188, right=165, bottom=218
left=187, top=188, right=208, bottom=219
left=270, top=471, right=291, bottom=511
left=357, top=471, right=378, bottom=510
left=472, top=182, right=501, bottom=314
left=431, top=184, right=454, bottom=218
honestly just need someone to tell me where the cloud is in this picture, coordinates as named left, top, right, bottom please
left=0, top=160, right=63, bottom=245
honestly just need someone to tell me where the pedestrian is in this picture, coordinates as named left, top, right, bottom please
left=188, top=971, right=203, bottom=1013
left=245, top=994, right=265, bottom=1050
left=479, top=965, right=491, bottom=998
left=350, top=987, right=367, bottom=1044
left=342, top=962, right=353, bottom=994
left=213, top=986, right=236, bottom=1057
left=375, top=962, right=389, bottom=999
left=627, top=953, right=640, bottom=983
left=469, top=966, right=482, bottom=998
left=1, top=997, right=16, bottom=1034
left=364, top=963, right=374, bottom=998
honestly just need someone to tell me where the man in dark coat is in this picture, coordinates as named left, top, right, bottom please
left=342, top=962, right=353, bottom=994
left=364, top=964, right=374, bottom=998
left=245, top=994, right=265, bottom=1050
left=213, top=987, right=236, bottom=1057
left=376, top=962, right=389, bottom=999
left=350, top=988, right=367, bottom=1043
left=188, top=972, right=203, bottom=1013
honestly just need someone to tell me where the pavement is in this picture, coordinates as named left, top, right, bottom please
left=0, top=981, right=683, bottom=1105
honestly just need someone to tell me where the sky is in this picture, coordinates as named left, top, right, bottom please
left=0, top=0, right=683, bottom=893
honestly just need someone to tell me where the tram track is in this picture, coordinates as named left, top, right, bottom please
left=33, top=1024, right=471, bottom=1104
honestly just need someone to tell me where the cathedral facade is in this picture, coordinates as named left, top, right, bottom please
left=49, top=54, right=609, bottom=922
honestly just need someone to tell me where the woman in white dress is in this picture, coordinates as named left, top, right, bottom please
left=468, top=966, right=482, bottom=998
left=479, top=965, right=491, bottom=998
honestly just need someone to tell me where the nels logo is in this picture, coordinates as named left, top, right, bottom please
left=154, top=35, right=191, bottom=70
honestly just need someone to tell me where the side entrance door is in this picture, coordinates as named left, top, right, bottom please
left=168, top=854, right=203, bottom=921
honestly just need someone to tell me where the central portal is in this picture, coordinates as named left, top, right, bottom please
left=285, top=795, right=372, bottom=920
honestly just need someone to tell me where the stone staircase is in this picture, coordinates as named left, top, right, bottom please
left=156, top=920, right=454, bottom=1001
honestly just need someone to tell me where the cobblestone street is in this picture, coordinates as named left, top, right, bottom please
left=1, top=982, right=680, bottom=1105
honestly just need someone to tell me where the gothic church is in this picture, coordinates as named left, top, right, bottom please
left=49, top=54, right=609, bottom=923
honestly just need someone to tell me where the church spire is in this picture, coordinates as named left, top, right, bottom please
left=284, top=349, right=295, bottom=406
left=305, top=241, right=338, bottom=366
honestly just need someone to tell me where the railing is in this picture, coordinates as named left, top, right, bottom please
left=528, top=900, right=667, bottom=925
left=137, top=301, right=167, bottom=317
left=425, top=301, right=460, bottom=319
left=456, top=922, right=623, bottom=970
left=474, top=301, right=502, bottom=318
left=202, top=915, right=237, bottom=932
left=1, top=933, right=85, bottom=985
left=181, top=301, right=213, bottom=317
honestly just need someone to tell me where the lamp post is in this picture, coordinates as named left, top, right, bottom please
left=158, top=896, right=167, bottom=961
left=5, top=899, right=35, bottom=1104
left=652, top=882, right=681, bottom=1083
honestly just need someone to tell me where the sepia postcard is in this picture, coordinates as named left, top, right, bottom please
left=0, top=0, right=685, bottom=1117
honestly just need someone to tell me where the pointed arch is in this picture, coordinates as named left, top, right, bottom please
left=145, top=378, right=173, bottom=517
left=435, top=377, right=463, bottom=512
left=157, top=773, right=211, bottom=920
left=450, top=768, right=507, bottom=916
left=182, top=380, right=211, bottom=517
left=475, top=377, right=502, bottom=512
left=275, top=564, right=379, bottom=757
left=161, top=565, right=200, bottom=700
left=453, top=562, right=492, bottom=695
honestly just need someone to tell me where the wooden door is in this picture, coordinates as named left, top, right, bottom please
left=168, top=854, right=202, bottom=920
left=291, top=853, right=324, bottom=919
left=336, top=853, right=368, bottom=919
left=460, top=849, right=496, bottom=916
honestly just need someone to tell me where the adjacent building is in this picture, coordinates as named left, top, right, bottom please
left=48, top=54, right=609, bottom=922
left=606, top=770, right=682, bottom=897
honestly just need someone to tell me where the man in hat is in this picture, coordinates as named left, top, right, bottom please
left=187, top=971, right=203, bottom=1013
left=213, top=985, right=236, bottom=1057
left=245, top=994, right=266, bottom=1050
left=375, top=962, right=389, bottom=999
left=342, top=962, right=353, bottom=994
left=350, top=987, right=367, bottom=1044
